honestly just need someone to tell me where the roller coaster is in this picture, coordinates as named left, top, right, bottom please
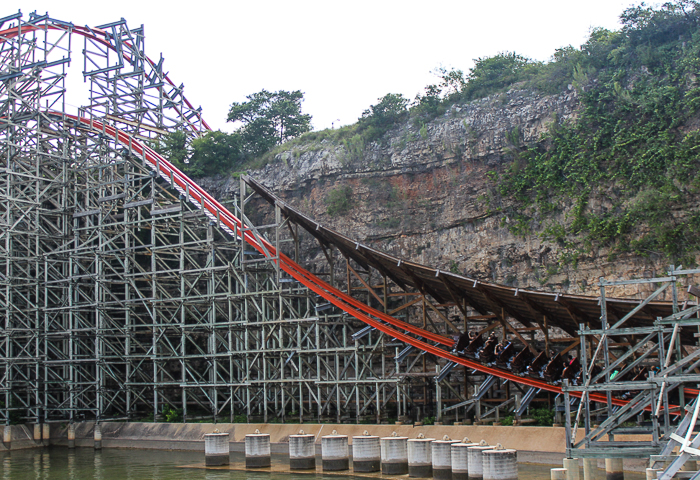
left=2, top=12, right=700, bottom=462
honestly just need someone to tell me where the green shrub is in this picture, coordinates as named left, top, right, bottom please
left=161, top=404, right=183, bottom=423
left=325, top=185, right=353, bottom=216
left=500, top=415, right=514, bottom=426
left=532, top=407, right=555, bottom=426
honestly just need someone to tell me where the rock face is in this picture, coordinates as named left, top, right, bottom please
left=201, top=89, right=684, bottom=299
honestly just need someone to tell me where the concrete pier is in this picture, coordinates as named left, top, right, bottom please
left=408, top=436, right=434, bottom=478
left=452, top=441, right=479, bottom=480
left=289, top=433, right=316, bottom=470
left=583, top=459, right=595, bottom=480
left=94, top=423, right=102, bottom=450
left=552, top=468, right=568, bottom=480
left=646, top=467, right=660, bottom=479
left=468, top=444, right=495, bottom=479
left=380, top=435, right=408, bottom=475
left=204, top=432, right=230, bottom=466
left=322, top=434, right=349, bottom=471
left=353, top=435, right=381, bottom=472
left=3, top=425, right=10, bottom=450
left=33, top=423, right=41, bottom=444
left=42, top=423, right=49, bottom=446
left=605, top=459, right=623, bottom=480
left=431, top=438, right=457, bottom=480
left=482, top=448, right=517, bottom=480
left=563, top=458, right=580, bottom=480
left=245, top=433, right=271, bottom=468
left=67, top=424, right=76, bottom=449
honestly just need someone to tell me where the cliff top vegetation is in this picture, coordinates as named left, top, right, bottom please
left=155, top=0, right=700, bottom=265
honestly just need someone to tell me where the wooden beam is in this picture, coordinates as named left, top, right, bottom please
left=560, top=339, right=581, bottom=356
left=500, top=318, right=538, bottom=355
left=347, top=262, right=384, bottom=308
left=389, top=296, right=423, bottom=316
left=477, top=284, right=533, bottom=329
left=436, top=272, right=469, bottom=319
left=424, top=297, right=461, bottom=334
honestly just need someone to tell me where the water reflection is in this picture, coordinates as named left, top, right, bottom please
left=0, top=447, right=649, bottom=480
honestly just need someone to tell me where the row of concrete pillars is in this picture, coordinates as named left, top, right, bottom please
left=2, top=423, right=103, bottom=451
left=204, top=431, right=518, bottom=480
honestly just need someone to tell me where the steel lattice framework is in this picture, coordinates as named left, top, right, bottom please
left=0, top=12, right=407, bottom=426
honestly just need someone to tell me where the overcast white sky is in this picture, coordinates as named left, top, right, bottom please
left=9, top=0, right=639, bottom=132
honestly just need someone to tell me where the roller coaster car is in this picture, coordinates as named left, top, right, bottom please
left=478, top=336, right=499, bottom=363
left=620, top=367, right=648, bottom=399
left=527, top=351, right=549, bottom=378
left=543, top=353, right=565, bottom=382
left=511, top=348, right=534, bottom=373
left=453, top=332, right=471, bottom=352
left=561, top=357, right=581, bottom=381
left=496, top=342, right=516, bottom=366
left=463, top=334, right=484, bottom=358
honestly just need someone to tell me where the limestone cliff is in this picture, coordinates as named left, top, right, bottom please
left=201, top=89, right=690, bottom=299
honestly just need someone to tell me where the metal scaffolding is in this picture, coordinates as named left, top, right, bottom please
left=0, top=12, right=402, bottom=426
left=563, top=268, right=700, bottom=462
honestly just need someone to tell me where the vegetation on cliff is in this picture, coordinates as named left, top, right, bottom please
left=159, top=0, right=700, bottom=267
left=490, top=1, right=700, bottom=265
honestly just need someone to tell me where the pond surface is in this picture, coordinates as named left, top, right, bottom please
left=0, top=447, right=647, bottom=480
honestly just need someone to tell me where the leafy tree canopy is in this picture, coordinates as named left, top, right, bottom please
left=358, top=93, right=410, bottom=139
left=227, top=89, right=312, bottom=156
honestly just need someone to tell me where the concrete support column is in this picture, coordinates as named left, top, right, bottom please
left=408, top=437, right=434, bottom=478
left=452, top=442, right=479, bottom=480
left=33, top=423, right=41, bottom=444
left=68, top=424, right=76, bottom=449
left=645, top=467, right=660, bottom=480
left=483, top=448, right=517, bottom=480
left=204, top=432, right=230, bottom=466
left=3, top=425, right=10, bottom=450
left=468, top=444, right=495, bottom=479
left=552, top=468, right=568, bottom=480
left=322, top=434, right=349, bottom=471
left=245, top=433, right=271, bottom=468
left=353, top=435, right=380, bottom=472
left=381, top=435, right=408, bottom=475
left=563, top=458, right=580, bottom=480
left=42, top=423, right=50, bottom=446
left=94, top=423, right=102, bottom=450
left=289, top=433, right=316, bottom=470
left=583, top=459, right=596, bottom=480
left=605, top=459, right=623, bottom=480
left=431, top=439, right=456, bottom=480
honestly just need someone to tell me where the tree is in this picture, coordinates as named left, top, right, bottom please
left=358, top=93, right=410, bottom=140
left=152, top=129, right=242, bottom=177
left=227, top=89, right=312, bottom=156
left=187, top=130, right=243, bottom=177
left=462, top=52, right=537, bottom=100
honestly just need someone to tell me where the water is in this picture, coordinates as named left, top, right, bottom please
left=0, top=448, right=647, bottom=479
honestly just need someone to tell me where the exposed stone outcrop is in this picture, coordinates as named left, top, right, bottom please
left=201, top=89, right=688, bottom=299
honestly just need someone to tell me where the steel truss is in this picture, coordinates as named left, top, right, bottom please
left=563, top=268, right=700, bottom=460
left=0, top=12, right=398, bottom=425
